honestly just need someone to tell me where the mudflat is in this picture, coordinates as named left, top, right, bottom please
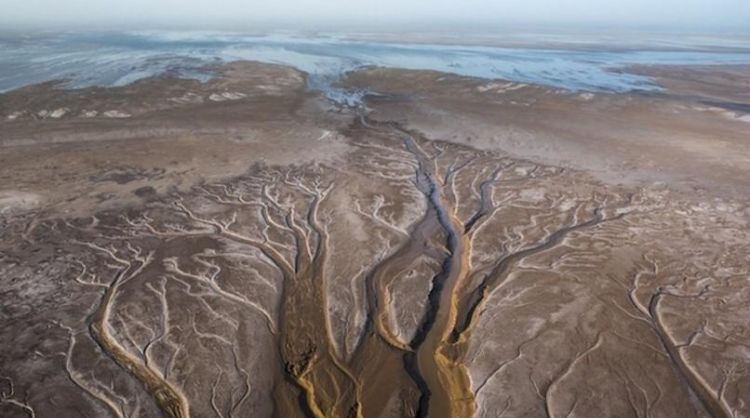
left=1, top=61, right=749, bottom=418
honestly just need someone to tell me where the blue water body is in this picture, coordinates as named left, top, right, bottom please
left=1, top=31, right=749, bottom=99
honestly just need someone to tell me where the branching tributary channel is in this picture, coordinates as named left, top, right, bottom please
left=338, top=116, right=620, bottom=418
left=74, top=114, right=622, bottom=418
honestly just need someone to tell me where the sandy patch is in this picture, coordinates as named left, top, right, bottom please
left=103, top=110, right=131, bottom=118
left=169, top=92, right=204, bottom=105
left=209, top=91, right=247, bottom=102
left=477, top=82, right=527, bottom=93
left=6, top=111, right=24, bottom=121
left=0, top=191, right=42, bottom=214
left=49, top=108, right=69, bottom=119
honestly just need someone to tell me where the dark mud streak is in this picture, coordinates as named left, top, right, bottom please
left=450, top=208, right=622, bottom=343
left=356, top=115, right=470, bottom=417
left=463, top=169, right=502, bottom=235
left=359, top=205, right=438, bottom=343
left=401, top=126, right=475, bottom=418
left=403, top=351, right=432, bottom=418
left=272, top=256, right=314, bottom=418
left=352, top=119, right=440, bottom=416
left=85, top=252, right=190, bottom=418
left=648, top=292, right=730, bottom=418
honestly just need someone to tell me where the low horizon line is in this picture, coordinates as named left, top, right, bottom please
left=2, top=17, right=749, bottom=36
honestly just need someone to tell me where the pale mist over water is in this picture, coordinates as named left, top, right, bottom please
left=2, top=0, right=750, bottom=32
left=0, top=0, right=750, bottom=103
left=1, top=30, right=749, bottom=105
left=1, top=0, right=749, bottom=104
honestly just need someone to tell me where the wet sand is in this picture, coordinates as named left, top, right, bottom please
left=1, top=61, right=750, bottom=418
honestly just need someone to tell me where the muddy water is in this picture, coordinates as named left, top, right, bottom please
left=351, top=203, right=448, bottom=417
left=400, top=132, right=475, bottom=418
left=263, top=117, right=483, bottom=417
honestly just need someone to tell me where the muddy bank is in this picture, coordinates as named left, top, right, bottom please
left=2, top=61, right=750, bottom=418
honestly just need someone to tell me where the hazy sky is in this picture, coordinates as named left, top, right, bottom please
left=2, top=0, right=750, bottom=31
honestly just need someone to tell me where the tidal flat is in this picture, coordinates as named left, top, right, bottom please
left=1, top=33, right=750, bottom=418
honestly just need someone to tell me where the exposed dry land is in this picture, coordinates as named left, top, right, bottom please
left=1, top=61, right=749, bottom=418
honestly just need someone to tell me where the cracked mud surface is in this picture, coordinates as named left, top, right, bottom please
left=1, top=61, right=750, bottom=418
